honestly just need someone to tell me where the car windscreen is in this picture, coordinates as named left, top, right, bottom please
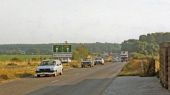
left=95, top=58, right=102, bottom=60
left=39, top=61, right=56, bottom=66
left=83, top=58, right=91, bottom=61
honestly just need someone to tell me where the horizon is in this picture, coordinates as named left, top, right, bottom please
left=0, top=32, right=168, bottom=45
left=0, top=42, right=121, bottom=45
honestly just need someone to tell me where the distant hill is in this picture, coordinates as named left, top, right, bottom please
left=0, top=43, right=121, bottom=55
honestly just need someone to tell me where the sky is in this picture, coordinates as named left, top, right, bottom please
left=0, top=0, right=170, bottom=44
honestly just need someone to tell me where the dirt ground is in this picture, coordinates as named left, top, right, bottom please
left=103, top=76, right=170, bottom=95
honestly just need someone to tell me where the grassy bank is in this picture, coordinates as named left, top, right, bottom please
left=0, top=55, right=49, bottom=83
left=119, top=59, right=144, bottom=76
left=0, top=60, right=39, bottom=83
left=0, top=66, right=36, bottom=82
left=119, top=57, right=160, bottom=76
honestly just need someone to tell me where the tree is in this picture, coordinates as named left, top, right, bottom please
left=72, top=44, right=89, bottom=60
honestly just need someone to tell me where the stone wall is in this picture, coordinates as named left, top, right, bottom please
left=160, top=42, right=170, bottom=89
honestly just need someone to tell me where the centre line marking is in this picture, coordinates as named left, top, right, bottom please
left=51, top=80, right=59, bottom=83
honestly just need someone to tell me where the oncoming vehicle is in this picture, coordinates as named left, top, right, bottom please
left=120, top=51, right=128, bottom=62
left=61, top=58, right=71, bottom=63
left=35, top=60, right=63, bottom=77
left=81, top=57, right=94, bottom=68
left=94, top=57, right=104, bottom=65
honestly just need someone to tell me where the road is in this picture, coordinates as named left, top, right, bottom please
left=0, top=62, right=125, bottom=95
left=103, top=76, right=170, bottom=95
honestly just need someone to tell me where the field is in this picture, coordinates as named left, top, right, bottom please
left=0, top=55, right=51, bottom=82
left=0, top=55, right=52, bottom=62
left=0, top=55, right=81, bottom=83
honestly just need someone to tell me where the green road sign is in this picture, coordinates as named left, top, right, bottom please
left=53, top=45, right=72, bottom=53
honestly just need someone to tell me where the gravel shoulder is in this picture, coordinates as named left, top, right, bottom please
left=103, top=76, right=170, bottom=95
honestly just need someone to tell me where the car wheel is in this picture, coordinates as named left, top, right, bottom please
left=53, top=72, right=57, bottom=77
left=60, top=69, right=63, bottom=75
left=37, top=75, right=40, bottom=77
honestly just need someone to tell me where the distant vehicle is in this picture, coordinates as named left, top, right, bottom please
left=94, top=57, right=104, bottom=65
left=120, top=51, right=128, bottom=62
left=35, top=60, right=63, bottom=77
left=104, top=55, right=113, bottom=62
left=61, top=58, right=71, bottom=63
left=81, top=57, right=94, bottom=68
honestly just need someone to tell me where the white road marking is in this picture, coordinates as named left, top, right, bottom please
left=51, top=80, right=59, bottom=83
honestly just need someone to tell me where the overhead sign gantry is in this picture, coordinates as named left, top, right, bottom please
left=52, top=43, right=72, bottom=58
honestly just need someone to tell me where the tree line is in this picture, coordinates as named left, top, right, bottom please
left=121, top=32, right=170, bottom=56
left=0, top=43, right=121, bottom=55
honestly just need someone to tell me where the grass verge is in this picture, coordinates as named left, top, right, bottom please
left=0, top=60, right=81, bottom=83
left=0, top=65, right=36, bottom=83
left=118, top=59, right=144, bottom=76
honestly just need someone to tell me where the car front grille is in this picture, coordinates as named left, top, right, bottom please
left=40, top=69, right=51, bottom=72
left=36, top=69, right=54, bottom=73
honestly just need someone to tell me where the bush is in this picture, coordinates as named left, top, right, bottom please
left=131, top=53, right=146, bottom=59
left=7, top=63, right=18, bottom=66
left=10, top=57, right=21, bottom=62
left=16, top=73, right=33, bottom=78
left=69, top=62, right=80, bottom=68
left=0, top=74, right=9, bottom=80
left=31, top=58, right=38, bottom=61
left=141, top=58, right=156, bottom=77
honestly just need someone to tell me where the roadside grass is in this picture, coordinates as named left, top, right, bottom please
left=69, top=60, right=80, bottom=68
left=119, top=57, right=160, bottom=77
left=118, top=59, right=145, bottom=76
left=0, top=65, right=36, bottom=83
left=0, top=60, right=39, bottom=82
left=0, top=55, right=51, bottom=62
left=0, top=61, right=80, bottom=83
left=0, top=55, right=46, bottom=82
left=0, top=55, right=81, bottom=83
left=0, top=55, right=51, bottom=83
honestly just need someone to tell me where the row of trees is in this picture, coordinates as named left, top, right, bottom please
left=121, top=32, right=170, bottom=56
left=0, top=43, right=121, bottom=55
left=0, top=44, right=52, bottom=55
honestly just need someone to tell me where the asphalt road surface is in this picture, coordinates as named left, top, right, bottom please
left=0, top=62, right=125, bottom=95
left=103, top=76, right=170, bottom=95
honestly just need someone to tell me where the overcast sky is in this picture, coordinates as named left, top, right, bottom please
left=0, top=0, right=170, bottom=44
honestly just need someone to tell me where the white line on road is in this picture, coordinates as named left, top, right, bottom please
left=51, top=80, right=59, bottom=83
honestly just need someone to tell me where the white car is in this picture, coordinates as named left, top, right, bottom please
left=61, top=58, right=71, bottom=63
left=94, top=57, right=105, bottom=65
left=81, top=58, right=94, bottom=68
left=35, top=60, right=63, bottom=77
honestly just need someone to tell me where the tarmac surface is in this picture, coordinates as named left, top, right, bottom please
left=103, top=76, right=170, bottom=95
